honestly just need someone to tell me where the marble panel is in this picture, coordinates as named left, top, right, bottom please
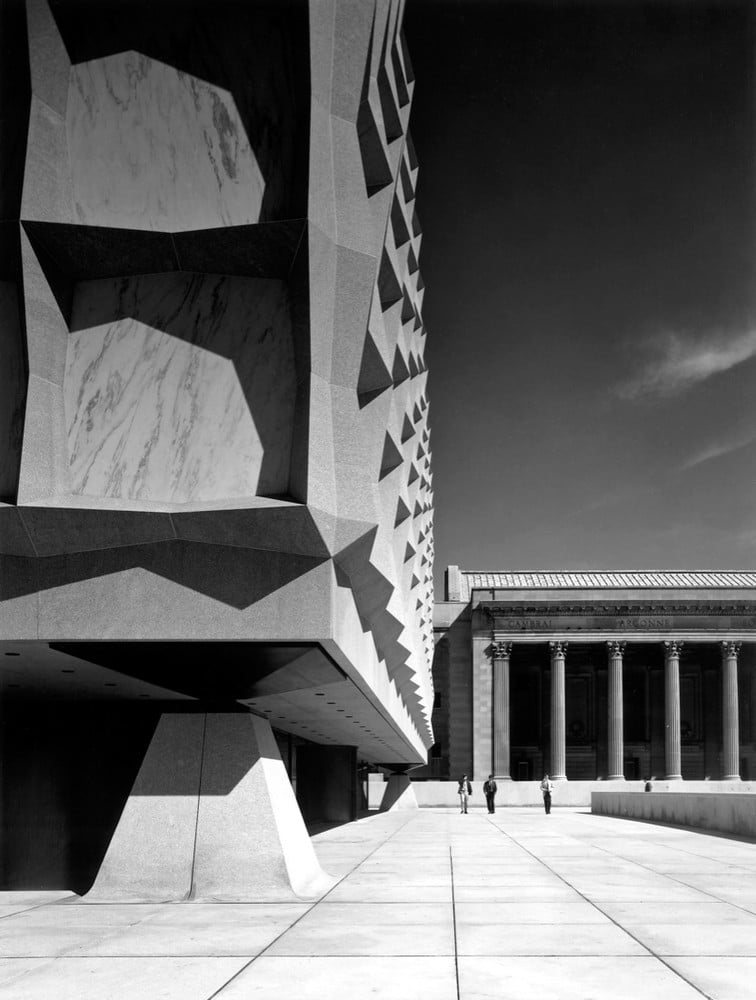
left=67, top=52, right=264, bottom=232
left=0, top=282, right=26, bottom=500
left=65, top=273, right=295, bottom=504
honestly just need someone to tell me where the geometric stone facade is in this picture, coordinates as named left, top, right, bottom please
left=431, top=568, right=756, bottom=785
left=0, top=0, right=432, bottom=895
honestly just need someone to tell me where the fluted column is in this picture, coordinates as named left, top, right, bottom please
left=549, top=641, right=567, bottom=781
left=664, top=641, right=683, bottom=780
left=491, top=641, right=513, bottom=780
left=721, top=641, right=741, bottom=781
left=607, top=641, right=625, bottom=780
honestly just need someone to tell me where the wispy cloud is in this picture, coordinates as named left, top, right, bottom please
left=680, top=430, right=756, bottom=471
left=616, top=327, right=756, bottom=400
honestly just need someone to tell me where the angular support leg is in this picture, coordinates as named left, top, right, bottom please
left=85, top=713, right=334, bottom=902
left=379, top=772, right=418, bottom=811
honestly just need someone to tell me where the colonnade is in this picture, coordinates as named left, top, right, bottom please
left=490, top=639, right=743, bottom=781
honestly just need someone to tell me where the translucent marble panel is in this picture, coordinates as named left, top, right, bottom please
left=65, top=273, right=295, bottom=503
left=67, top=53, right=265, bottom=232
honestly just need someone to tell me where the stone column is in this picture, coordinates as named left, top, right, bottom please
left=607, top=641, right=626, bottom=780
left=664, top=641, right=683, bottom=780
left=721, top=641, right=741, bottom=781
left=492, top=641, right=513, bottom=780
left=549, top=641, right=568, bottom=781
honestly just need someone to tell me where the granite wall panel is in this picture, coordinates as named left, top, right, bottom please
left=0, top=283, right=26, bottom=501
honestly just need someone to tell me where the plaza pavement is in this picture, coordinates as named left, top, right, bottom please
left=1, top=806, right=755, bottom=998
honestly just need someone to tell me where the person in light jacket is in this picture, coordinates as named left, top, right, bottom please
left=458, top=774, right=472, bottom=813
left=540, top=774, right=553, bottom=814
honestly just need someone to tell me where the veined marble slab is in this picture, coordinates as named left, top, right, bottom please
left=65, top=273, right=295, bottom=504
left=67, top=52, right=265, bottom=231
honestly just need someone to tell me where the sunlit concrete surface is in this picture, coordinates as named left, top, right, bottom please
left=2, top=807, right=756, bottom=998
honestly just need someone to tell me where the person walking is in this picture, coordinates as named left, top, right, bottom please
left=458, top=774, right=472, bottom=813
left=483, top=773, right=497, bottom=814
left=540, top=773, right=553, bottom=815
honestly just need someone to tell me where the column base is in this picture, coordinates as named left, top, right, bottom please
left=85, top=713, right=335, bottom=902
left=722, top=774, right=741, bottom=782
left=606, top=775, right=626, bottom=781
left=664, top=774, right=683, bottom=781
left=552, top=775, right=568, bottom=782
left=494, top=775, right=512, bottom=782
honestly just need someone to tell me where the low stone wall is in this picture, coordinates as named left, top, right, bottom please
left=592, top=790, right=756, bottom=838
left=368, top=778, right=756, bottom=811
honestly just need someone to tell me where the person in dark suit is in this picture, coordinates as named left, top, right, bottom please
left=483, top=774, right=497, bottom=813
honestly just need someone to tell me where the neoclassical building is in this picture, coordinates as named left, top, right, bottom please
left=430, top=567, right=756, bottom=784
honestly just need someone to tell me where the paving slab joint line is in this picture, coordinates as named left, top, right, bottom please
left=588, top=837, right=756, bottom=920
left=204, top=812, right=417, bottom=1000
left=0, top=896, right=78, bottom=923
left=485, top=815, right=715, bottom=1000
left=449, top=846, right=460, bottom=1000
left=187, top=714, right=209, bottom=902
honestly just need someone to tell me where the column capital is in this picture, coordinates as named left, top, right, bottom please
left=664, top=640, right=684, bottom=656
left=490, top=640, right=513, bottom=661
left=721, top=641, right=741, bottom=658
left=607, top=640, right=626, bottom=656
left=549, top=641, right=568, bottom=656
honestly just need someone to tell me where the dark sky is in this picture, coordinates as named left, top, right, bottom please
left=404, top=0, right=756, bottom=595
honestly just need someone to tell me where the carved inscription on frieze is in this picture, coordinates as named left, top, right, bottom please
left=505, top=618, right=554, bottom=630
left=616, top=617, right=673, bottom=630
left=489, top=610, right=756, bottom=632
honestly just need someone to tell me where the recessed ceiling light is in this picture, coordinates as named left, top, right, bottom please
left=104, top=683, right=117, bottom=687
left=4, top=652, right=20, bottom=657
left=61, top=669, right=75, bottom=674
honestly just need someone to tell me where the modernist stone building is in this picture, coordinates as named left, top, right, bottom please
left=0, top=0, right=433, bottom=897
left=430, top=567, right=756, bottom=786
